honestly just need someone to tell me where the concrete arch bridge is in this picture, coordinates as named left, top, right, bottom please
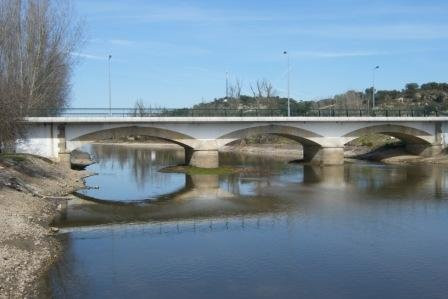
left=17, top=116, right=448, bottom=167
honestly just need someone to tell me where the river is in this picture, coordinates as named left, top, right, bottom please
left=49, top=143, right=448, bottom=298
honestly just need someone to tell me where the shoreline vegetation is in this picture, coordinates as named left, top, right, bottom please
left=0, top=140, right=447, bottom=296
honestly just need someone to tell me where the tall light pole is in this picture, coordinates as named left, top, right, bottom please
left=108, top=54, right=112, bottom=116
left=283, top=51, right=290, bottom=117
left=372, top=65, right=379, bottom=110
left=225, top=71, right=229, bottom=99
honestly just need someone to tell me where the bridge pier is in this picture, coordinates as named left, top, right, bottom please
left=185, top=148, right=219, bottom=168
left=303, top=146, right=344, bottom=165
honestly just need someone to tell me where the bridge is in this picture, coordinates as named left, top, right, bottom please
left=16, top=108, right=448, bottom=167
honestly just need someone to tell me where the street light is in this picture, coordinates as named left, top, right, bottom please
left=225, top=71, right=229, bottom=99
left=108, top=54, right=112, bottom=116
left=283, top=51, right=290, bottom=117
left=372, top=65, right=379, bottom=110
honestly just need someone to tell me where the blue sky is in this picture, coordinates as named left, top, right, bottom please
left=72, top=0, right=448, bottom=108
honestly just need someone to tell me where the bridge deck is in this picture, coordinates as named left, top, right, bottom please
left=23, top=116, right=448, bottom=123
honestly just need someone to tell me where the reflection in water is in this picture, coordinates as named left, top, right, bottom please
left=79, top=144, right=185, bottom=201
left=50, top=145, right=448, bottom=299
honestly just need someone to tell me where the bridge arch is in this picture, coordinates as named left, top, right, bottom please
left=216, top=124, right=345, bottom=164
left=216, top=124, right=324, bottom=147
left=67, top=125, right=196, bottom=151
left=342, top=124, right=441, bottom=156
left=342, top=124, right=435, bottom=145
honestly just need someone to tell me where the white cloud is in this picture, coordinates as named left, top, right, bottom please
left=71, top=52, right=106, bottom=60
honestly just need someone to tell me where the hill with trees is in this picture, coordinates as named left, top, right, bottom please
left=191, top=81, right=448, bottom=115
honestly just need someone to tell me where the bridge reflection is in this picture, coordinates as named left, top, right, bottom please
left=57, top=162, right=447, bottom=229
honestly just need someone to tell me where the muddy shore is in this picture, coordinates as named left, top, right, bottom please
left=0, top=155, right=87, bottom=298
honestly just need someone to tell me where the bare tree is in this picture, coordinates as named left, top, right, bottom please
left=133, top=99, right=150, bottom=116
left=0, top=0, right=83, bottom=152
left=228, top=78, right=242, bottom=100
left=249, top=79, right=277, bottom=108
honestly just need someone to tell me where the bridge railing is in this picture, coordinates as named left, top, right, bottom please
left=25, top=108, right=442, bottom=117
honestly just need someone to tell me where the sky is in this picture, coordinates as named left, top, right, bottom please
left=71, top=0, right=448, bottom=108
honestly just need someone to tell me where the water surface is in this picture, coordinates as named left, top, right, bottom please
left=51, top=144, right=448, bottom=298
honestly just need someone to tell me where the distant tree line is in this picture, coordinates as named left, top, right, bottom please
left=317, top=82, right=448, bottom=113
left=0, top=0, right=83, bottom=152
left=188, top=81, right=448, bottom=115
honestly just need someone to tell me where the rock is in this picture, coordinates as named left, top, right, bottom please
left=70, top=150, right=95, bottom=170
left=50, top=227, right=59, bottom=233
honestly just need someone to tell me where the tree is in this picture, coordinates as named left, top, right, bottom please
left=249, top=79, right=277, bottom=108
left=333, top=90, right=363, bottom=110
left=133, top=99, right=150, bottom=116
left=0, top=0, right=83, bottom=152
left=228, top=78, right=242, bottom=100
left=404, top=83, right=419, bottom=99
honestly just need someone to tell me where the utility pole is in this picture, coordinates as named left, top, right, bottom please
left=283, top=51, right=290, bottom=117
left=225, top=71, right=229, bottom=99
left=108, top=55, right=112, bottom=116
left=372, top=65, right=379, bottom=110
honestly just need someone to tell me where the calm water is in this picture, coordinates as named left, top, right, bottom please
left=50, top=144, right=448, bottom=298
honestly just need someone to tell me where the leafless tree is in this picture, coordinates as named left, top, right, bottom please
left=133, top=99, right=150, bottom=116
left=0, top=0, right=83, bottom=152
left=250, top=79, right=277, bottom=108
left=333, top=90, right=363, bottom=110
left=228, top=78, right=242, bottom=99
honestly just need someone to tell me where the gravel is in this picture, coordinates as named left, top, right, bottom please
left=0, top=155, right=87, bottom=298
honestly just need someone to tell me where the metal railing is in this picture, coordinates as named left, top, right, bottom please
left=25, top=108, right=443, bottom=117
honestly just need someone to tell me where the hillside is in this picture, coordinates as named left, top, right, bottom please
left=192, top=82, right=448, bottom=113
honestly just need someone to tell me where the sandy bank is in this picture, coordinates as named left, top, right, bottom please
left=220, top=144, right=302, bottom=160
left=0, top=155, right=87, bottom=297
left=353, top=147, right=448, bottom=164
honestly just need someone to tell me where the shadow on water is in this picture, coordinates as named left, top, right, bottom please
left=49, top=144, right=448, bottom=299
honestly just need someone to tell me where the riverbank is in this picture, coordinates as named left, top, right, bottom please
left=94, top=142, right=448, bottom=164
left=348, top=145, right=448, bottom=164
left=0, top=154, right=87, bottom=297
left=220, top=144, right=302, bottom=160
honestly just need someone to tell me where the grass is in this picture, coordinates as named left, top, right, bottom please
left=159, top=165, right=242, bottom=175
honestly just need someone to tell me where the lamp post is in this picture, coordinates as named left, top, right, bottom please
left=372, top=65, right=379, bottom=110
left=283, top=51, right=290, bottom=117
left=225, top=71, right=229, bottom=99
left=108, top=54, right=112, bottom=116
